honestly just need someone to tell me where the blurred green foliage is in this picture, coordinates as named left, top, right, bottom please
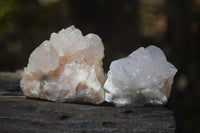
left=0, top=0, right=20, bottom=35
left=0, top=0, right=20, bottom=71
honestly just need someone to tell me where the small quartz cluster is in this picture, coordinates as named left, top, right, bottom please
left=21, top=26, right=177, bottom=107
left=20, top=26, right=105, bottom=104
left=104, top=46, right=177, bottom=107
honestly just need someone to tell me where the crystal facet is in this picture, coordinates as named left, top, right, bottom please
left=20, top=26, right=105, bottom=104
left=104, top=45, right=177, bottom=107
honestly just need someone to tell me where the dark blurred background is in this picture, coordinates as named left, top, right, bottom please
left=0, top=0, right=199, bottom=132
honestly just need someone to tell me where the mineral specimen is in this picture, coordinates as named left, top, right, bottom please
left=20, top=26, right=105, bottom=104
left=104, top=45, right=177, bottom=107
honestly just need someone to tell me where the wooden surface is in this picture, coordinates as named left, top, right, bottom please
left=0, top=72, right=176, bottom=133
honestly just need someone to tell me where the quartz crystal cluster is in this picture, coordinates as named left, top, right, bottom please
left=21, top=25, right=178, bottom=107
left=20, top=26, right=105, bottom=104
left=104, top=46, right=177, bottom=107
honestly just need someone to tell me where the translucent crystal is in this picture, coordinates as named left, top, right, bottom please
left=20, top=26, right=105, bottom=104
left=104, top=45, right=177, bottom=107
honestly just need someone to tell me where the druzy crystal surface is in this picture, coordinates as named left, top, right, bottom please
left=20, top=26, right=105, bottom=104
left=104, top=46, right=177, bottom=107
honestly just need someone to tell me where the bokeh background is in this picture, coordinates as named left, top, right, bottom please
left=0, top=0, right=200, bottom=132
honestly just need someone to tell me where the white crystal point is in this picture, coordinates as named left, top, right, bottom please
left=20, top=25, right=105, bottom=104
left=28, top=41, right=59, bottom=73
left=104, top=45, right=178, bottom=107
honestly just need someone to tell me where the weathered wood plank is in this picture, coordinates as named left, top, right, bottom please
left=0, top=72, right=176, bottom=133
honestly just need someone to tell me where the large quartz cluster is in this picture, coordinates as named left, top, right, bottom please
left=104, top=46, right=177, bottom=107
left=20, top=26, right=105, bottom=104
